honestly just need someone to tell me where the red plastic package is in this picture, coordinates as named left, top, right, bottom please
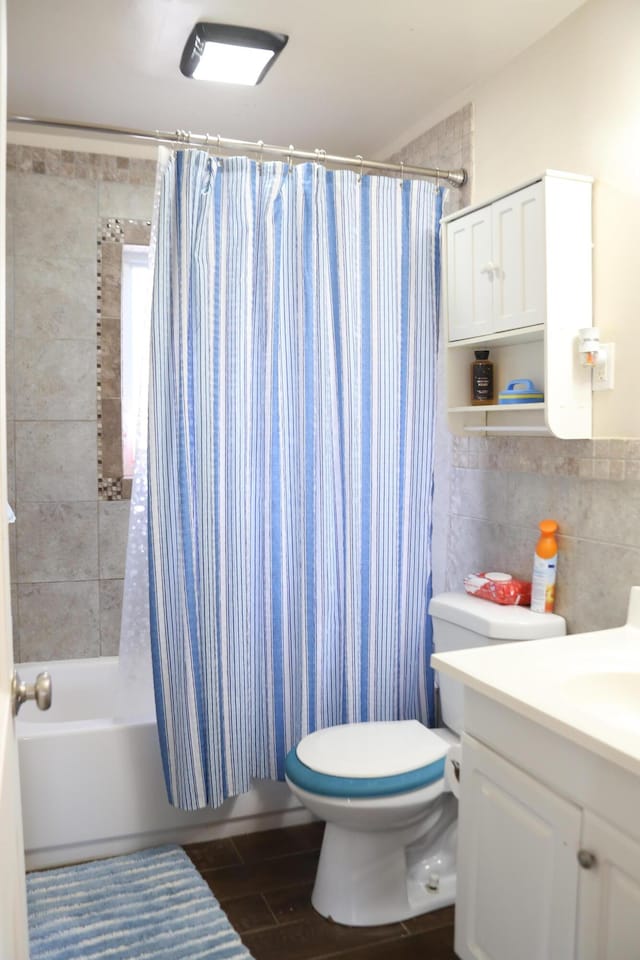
left=463, top=572, right=532, bottom=606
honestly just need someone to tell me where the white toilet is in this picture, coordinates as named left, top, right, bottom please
left=285, top=591, right=566, bottom=926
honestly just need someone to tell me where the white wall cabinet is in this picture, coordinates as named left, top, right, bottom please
left=455, top=733, right=640, bottom=960
left=443, top=171, right=593, bottom=437
left=447, top=182, right=544, bottom=342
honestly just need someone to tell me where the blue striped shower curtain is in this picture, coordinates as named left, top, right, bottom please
left=148, top=150, right=442, bottom=809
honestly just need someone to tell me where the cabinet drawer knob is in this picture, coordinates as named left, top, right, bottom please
left=577, top=849, right=597, bottom=869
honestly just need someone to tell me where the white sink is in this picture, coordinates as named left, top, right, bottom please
left=559, top=671, right=640, bottom=732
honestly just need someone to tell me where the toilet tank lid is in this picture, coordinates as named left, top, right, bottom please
left=429, top=592, right=566, bottom=640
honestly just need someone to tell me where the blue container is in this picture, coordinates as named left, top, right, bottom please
left=498, top=379, right=544, bottom=404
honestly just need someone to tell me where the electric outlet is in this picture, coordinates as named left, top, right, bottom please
left=592, top=343, right=615, bottom=391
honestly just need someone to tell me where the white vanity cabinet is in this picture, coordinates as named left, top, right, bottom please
left=443, top=171, right=593, bottom=438
left=456, top=735, right=580, bottom=960
left=431, top=597, right=640, bottom=960
left=455, top=724, right=640, bottom=960
left=577, top=812, right=640, bottom=960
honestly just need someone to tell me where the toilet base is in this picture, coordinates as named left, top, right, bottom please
left=311, top=793, right=457, bottom=926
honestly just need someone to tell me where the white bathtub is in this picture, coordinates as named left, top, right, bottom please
left=17, top=657, right=307, bottom=870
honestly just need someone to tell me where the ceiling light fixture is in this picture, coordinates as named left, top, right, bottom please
left=180, top=23, right=288, bottom=86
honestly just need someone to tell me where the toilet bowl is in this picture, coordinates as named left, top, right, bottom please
left=286, top=592, right=566, bottom=926
left=285, top=720, right=459, bottom=925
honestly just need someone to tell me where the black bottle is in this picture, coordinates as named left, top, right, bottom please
left=471, top=350, right=494, bottom=405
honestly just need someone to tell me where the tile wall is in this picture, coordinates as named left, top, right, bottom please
left=446, top=436, right=640, bottom=634
left=393, top=105, right=640, bottom=636
left=388, top=102, right=473, bottom=214
left=6, top=145, right=156, bottom=662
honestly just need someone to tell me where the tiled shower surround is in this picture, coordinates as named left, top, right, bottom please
left=6, top=144, right=156, bottom=662
left=8, top=116, right=640, bottom=661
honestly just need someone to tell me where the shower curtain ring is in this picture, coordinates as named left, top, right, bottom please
left=287, top=145, right=295, bottom=173
left=356, top=155, right=364, bottom=182
left=399, top=160, right=405, bottom=188
left=435, top=168, right=440, bottom=189
left=257, top=140, right=264, bottom=172
left=315, top=148, right=327, bottom=167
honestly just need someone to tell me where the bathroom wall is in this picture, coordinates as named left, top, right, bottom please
left=389, top=0, right=640, bottom=634
left=6, top=145, right=156, bottom=661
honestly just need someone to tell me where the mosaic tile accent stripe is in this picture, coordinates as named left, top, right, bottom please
left=7, top=144, right=157, bottom=185
left=97, top=218, right=151, bottom=500
left=451, top=435, right=640, bottom=480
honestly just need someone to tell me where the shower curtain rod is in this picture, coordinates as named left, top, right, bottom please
left=8, top=115, right=467, bottom=188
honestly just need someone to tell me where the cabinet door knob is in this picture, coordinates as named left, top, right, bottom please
left=577, top=849, right=597, bottom=869
left=480, top=261, right=496, bottom=275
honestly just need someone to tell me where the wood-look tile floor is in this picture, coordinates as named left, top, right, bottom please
left=184, top=822, right=458, bottom=960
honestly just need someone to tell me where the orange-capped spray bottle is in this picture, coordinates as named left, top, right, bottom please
left=530, top=519, right=559, bottom=613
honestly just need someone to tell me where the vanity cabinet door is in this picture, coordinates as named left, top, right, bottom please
left=455, top=735, right=581, bottom=960
left=577, top=812, right=640, bottom=960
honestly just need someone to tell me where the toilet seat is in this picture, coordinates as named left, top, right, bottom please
left=285, top=720, right=448, bottom=799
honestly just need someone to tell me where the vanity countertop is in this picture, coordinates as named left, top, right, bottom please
left=431, top=587, right=640, bottom=778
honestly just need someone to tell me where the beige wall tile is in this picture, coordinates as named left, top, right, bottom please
left=570, top=540, right=640, bottom=635
left=14, top=257, right=97, bottom=340
left=98, top=500, right=131, bottom=579
left=18, top=581, right=100, bottom=661
left=13, top=174, right=97, bottom=259
left=15, top=338, right=97, bottom=421
left=6, top=422, right=15, bottom=507
left=100, top=242, right=122, bottom=319
left=101, top=398, right=123, bottom=478
left=11, top=584, right=19, bottom=663
left=581, top=478, right=640, bottom=549
left=16, top=502, right=98, bottom=582
left=504, top=474, right=589, bottom=540
left=16, top=421, right=97, bottom=502
left=98, top=181, right=155, bottom=220
left=450, top=467, right=508, bottom=523
left=99, top=579, right=124, bottom=656
left=100, top=317, right=121, bottom=399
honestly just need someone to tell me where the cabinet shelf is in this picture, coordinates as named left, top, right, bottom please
left=447, top=324, right=545, bottom=349
left=463, top=425, right=552, bottom=435
left=448, top=403, right=545, bottom=414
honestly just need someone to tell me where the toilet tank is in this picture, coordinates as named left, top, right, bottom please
left=429, top=592, right=566, bottom=734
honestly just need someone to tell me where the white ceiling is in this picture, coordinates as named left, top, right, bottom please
left=8, top=0, right=586, bottom=158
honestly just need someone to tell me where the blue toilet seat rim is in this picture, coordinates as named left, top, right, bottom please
left=285, top=747, right=446, bottom=799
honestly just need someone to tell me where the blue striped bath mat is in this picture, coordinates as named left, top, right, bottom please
left=26, top=845, right=254, bottom=960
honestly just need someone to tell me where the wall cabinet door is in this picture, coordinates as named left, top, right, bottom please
left=577, top=812, right=640, bottom=960
left=491, top=182, right=544, bottom=332
left=447, top=206, right=493, bottom=341
left=455, top=735, right=581, bottom=960
left=446, top=181, right=544, bottom=342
